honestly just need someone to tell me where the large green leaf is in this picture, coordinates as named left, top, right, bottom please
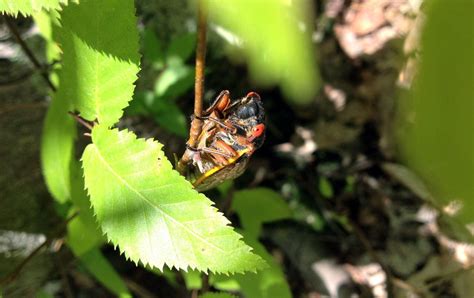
left=0, top=0, right=68, bottom=16
left=58, top=0, right=140, bottom=126
left=232, top=188, right=292, bottom=238
left=40, top=92, right=76, bottom=203
left=399, top=0, right=474, bottom=224
left=82, top=125, right=265, bottom=273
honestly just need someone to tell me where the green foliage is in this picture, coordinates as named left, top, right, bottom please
left=183, top=269, right=202, bottom=289
left=210, top=188, right=292, bottom=297
left=38, top=9, right=73, bottom=204
left=399, top=0, right=474, bottom=224
left=167, top=33, right=196, bottom=62
left=129, top=30, right=195, bottom=137
left=231, top=235, right=292, bottom=298
left=82, top=125, right=265, bottom=273
left=206, top=0, right=320, bottom=104
left=318, top=177, right=334, bottom=199
left=0, top=0, right=68, bottom=16
left=59, top=0, right=140, bottom=126
left=200, top=293, right=236, bottom=298
left=40, top=92, right=76, bottom=203
left=143, top=28, right=165, bottom=69
left=130, top=91, right=188, bottom=137
left=232, top=188, right=292, bottom=238
left=79, top=249, right=132, bottom=298
left=67, top=164, right=104, bottom=255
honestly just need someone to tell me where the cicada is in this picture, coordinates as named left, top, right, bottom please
left=186, top=90, right=265, bottom=191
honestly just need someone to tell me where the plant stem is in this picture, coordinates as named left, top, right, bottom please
left=177, top=0, right=208, bottom=174
left=0, top=212, right=78, bottom=286
left=4, top=16, right=57, bottom=92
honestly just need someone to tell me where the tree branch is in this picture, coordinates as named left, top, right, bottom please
left=4, top=16, right=57, bottom=92
left=177, top=0, right=208, bottom=174
left=0, top=212, right=78, bottom=286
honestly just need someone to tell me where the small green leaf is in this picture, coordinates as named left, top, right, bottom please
left=0, top=0, right=68, bottom=16
left=232, top=188, right=292, bottom=238
left=82, top=125, right=265, bottom=273
left=167, top=33, right=196, bottom=62
left=318, top=177, right=334, bottom=199
left=79, top=249, right=132, bottom=298
left=59, top=0, right=140, bottom=126
left=154, top=63, right=194, bottom=99
left=143, top=28, right=165, bottom=69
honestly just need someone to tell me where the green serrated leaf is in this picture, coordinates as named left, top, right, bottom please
left=0, top=0, right=68, bottom=16
left=79, top=249, right=132, bottom=298
left=40, top=93, right=76, bottom=203
left=232, top=188, right=292, bottom=238
left=82, top=125, right=265, bottom=273
left=58, top=0, right=140, bottom=126
left=167, top=33, right=196, bottom=62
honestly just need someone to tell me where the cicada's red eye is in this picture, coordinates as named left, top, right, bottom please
left=249, top=123, right=265, bottom=141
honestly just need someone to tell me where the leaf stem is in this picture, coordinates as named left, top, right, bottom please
left=177, top=0, right=208, bottom=174
left=4, top=15, right=57, bottom=92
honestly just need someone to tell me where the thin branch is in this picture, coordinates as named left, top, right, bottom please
left=190, top=0, right=207, bottom=146
left=0, top=212, right=79, bottom=286
left=68, top=111, right=94, bottom=130
left=4, top=16, right=57, bottom=92
left=177, top=0, right=208, bottom=174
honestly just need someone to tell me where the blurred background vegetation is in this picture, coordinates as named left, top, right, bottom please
left=1, top=0, right=473, bottom=297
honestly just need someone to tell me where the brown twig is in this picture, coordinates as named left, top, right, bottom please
left=0, top=212, right=79, bottom=286
left=4, top=16, right=57, bottom=92
left=177, top=0, right=208, bottom=174
left=68, top=111, right=94, bottom=130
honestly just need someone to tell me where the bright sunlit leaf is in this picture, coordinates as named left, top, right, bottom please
left=82, top=125, right=265, bottom=273
left=59, top=0, right=140, bottom=126
left=206, top=0, right=320, bottom=104
left=0, top=0, right=68, bottom=16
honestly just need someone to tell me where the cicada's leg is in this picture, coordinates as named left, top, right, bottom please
left=186, top=144, right=234, bottom=159
left=203, top=90, right=231, bottom=116
left=193, top=115, right=237, bottom=134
